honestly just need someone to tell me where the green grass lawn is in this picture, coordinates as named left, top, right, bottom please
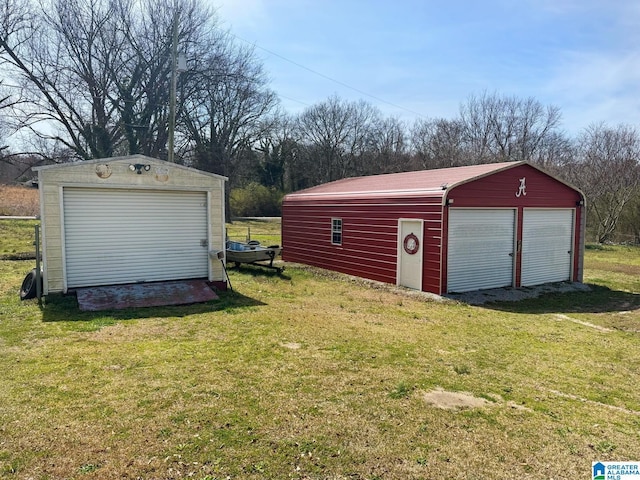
left=226, top=218, right=282, bottom=247
left=0, top=219, right=38, bottom=257
left=1, top=219, right=639, bottom=479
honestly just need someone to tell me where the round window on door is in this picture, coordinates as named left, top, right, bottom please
left=403, top=233, right=420, bottom=255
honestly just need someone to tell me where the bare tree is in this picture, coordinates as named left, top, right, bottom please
left=253, top=112, right=301, bottom=192
left=116, top=0, right=216, bottom=159
left=571, top=123, right=640, bottom=243
left=180, top=33, right=277, bottom=179
left=0, top=85, right=15, bottom=155
left=2, top=0, right=121, bottom=158
left=296, top=95, right=382, bottom=185
left=458, top=92, right=562, bottom=163
left=458, top=92, right=496, bottom=163
left=0, top=0, right=219, bottom=160
left=528, top=130, right=575, bottom=172
left=410, top=118, right=466, bottom=169
left=297, top=95, right=351, bottom=184
left=619, top=194, right=640, bottom=244
left=514, top=97, right=562, bottom=162
left=361, top=116, right=408, bottom=175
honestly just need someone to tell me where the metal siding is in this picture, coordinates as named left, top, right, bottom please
left=423, top=213, right=445, bottom=294
left=63, top=188, right=208, bottom=288
left=449, top=164, right=582, bottom=208
left=282, top=197, right=443, bottom=289
left=521, top=209, right=574, bottom=286
left=575, top=205, right=585, bottom=282
left=283, top=162, right=584, bottom=296
left=447, top=209, right=515, bottom=293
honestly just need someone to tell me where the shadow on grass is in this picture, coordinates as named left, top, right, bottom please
left=227, top=264, right=290, bottom=279
left=486, top=283, right=640, bottom=315
left=40, top=289, right=266, bottom=323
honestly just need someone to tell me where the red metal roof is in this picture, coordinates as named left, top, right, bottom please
left=286, top=161, right=523, bottom=200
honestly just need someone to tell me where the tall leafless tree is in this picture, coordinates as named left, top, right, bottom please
left=180, top=33, right=278, bottom=179
left=296, top=95, right=383, bottom=185
left=0, top=0, right=270, bottom=164
left=360, top=116, right=408, bottom=175
left=252, top=113, right=300, bottom=192
left=410, top=118, right=466, bottom=169
left=570, top=123, right=640, bottom=243
left=459, top=92, right=562, bottom=163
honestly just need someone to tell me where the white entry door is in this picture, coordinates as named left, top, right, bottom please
left=521, top=209, right=574, bottom=286
left=397, top=219, right=424, bottom=290
left=447, top=209, right=516, bottom=293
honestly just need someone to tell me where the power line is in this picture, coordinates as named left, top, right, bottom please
left=277, top=93, right=311, bottom=108
left=231, top=33, right=427, bottom=119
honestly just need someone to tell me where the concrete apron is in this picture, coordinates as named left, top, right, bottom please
left=76, top=279, right=219, bottom=311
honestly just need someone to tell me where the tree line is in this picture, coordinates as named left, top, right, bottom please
left=1, top=0, right=638, bottom=243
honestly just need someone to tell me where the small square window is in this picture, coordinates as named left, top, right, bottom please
left=331, top=218, right=342, bottom=245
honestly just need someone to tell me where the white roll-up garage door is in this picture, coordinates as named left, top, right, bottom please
left=521, top=209, right=573, bottom=287
left=447, top=209, right=515, bottom=293
left=63, top=188, right=208, bottom=288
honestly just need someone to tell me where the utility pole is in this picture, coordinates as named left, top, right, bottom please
left=168, top=13, right=179, bottom=163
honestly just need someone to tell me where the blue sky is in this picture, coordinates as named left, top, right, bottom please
left=217, top=0, right=640, bottom=134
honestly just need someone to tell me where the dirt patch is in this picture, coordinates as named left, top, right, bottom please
left=554, top=313, right=613, bottom=332
left=505, top=400, right=533, bottom=412
left=88, top=320, right=190, bottom=342
left=281, top=342, right=302, bottom=350
left=547, top=389, right=640, bottom=415
left=586, top=259, right=640, bottom=276
left=422, top=388, right=533, bottom=412
left=0, top=252, right=36, bottom=260
left=422, top=388, right=491, bottom=410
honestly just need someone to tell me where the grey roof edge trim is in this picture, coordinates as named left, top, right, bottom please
left=444, top=160, right=526, bottom=191
left=32, top=154, right=229, bottom=182
left=285, top=186, right=448, bottom=199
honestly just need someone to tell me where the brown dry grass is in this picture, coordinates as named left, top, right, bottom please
left=0, top=184, right=39, bottom=216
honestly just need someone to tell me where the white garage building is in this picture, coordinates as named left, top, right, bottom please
left=34, top=155, right=227, bottom=294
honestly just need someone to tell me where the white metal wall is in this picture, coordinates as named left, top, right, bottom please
left=447, top=209, right=516, bottom=293
left=521, top=209, right=574, bottom=287
left=63, top=188, right=208, bottom=288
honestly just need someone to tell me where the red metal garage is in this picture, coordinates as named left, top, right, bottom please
left=282, top=161, right=585, bottom=294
